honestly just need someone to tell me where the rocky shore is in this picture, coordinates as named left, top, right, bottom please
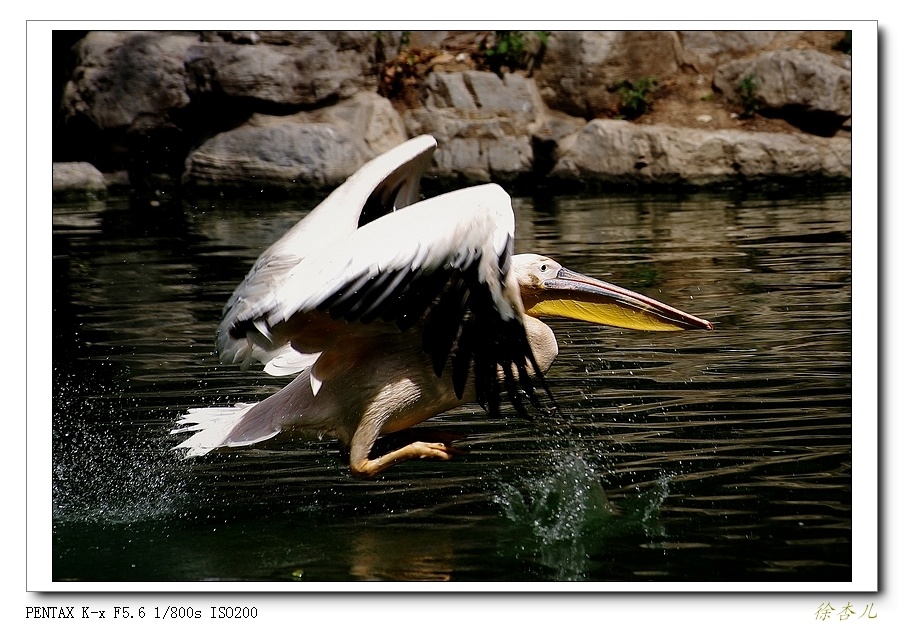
left=52, top=30, right=852, bottom=201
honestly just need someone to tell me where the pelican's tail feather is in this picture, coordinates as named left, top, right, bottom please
left=171, top=403, right=279, bottom=457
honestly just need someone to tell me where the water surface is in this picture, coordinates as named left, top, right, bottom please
left=51, top=188, right=852, bottom=582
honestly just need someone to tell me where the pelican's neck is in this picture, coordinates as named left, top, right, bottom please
left=524, top=315, right=559, bottom=374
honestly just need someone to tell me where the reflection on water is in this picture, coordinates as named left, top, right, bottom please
left=51, top=188, right=852, bottom=582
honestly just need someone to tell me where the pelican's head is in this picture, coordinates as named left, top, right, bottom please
left=512, top=254, right=713, bottom=332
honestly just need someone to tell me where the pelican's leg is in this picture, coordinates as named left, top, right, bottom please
left=374, top=428, right=468, bottom=451
left=349, top=440, right=461, bottom=478
left=347, top=415, right=464, bottom=478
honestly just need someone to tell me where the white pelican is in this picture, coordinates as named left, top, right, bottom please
left=173, top=135, right=712, bottom=477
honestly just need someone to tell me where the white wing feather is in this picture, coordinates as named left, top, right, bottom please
left=262, top=347, right=322, bottom=377
left=216, top=135, right=438, bottom=370
left=268, top=183, right=519, bottom=329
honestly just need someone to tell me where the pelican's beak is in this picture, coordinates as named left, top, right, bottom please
left=527, top=267, right=713, bottom=332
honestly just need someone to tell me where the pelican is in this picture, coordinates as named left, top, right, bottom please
left=173, top=135, right=712, bottom=477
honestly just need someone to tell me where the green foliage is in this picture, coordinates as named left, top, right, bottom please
left=614, top=77, right=658, bottom=119
left=482, top=30, right=549, bottom=74
left=737, top=73, right=762, bottom=118
left=487, top=31, right=526, bottom=61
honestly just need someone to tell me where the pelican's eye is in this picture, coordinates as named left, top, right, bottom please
left=539, top=264, right=549, bottom=273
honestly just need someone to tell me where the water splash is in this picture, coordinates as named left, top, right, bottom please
left=52, top=368, right=191, bottom=525
left=493, top=454, right=678, bottom=579
left=620, top=473, right=673, bottom=541
left=52, top=426, right=189, bottom=525
left=494, top=453, right=616, bottom=580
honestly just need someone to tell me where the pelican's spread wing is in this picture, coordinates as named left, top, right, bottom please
left=216, top=135, right=438, bottom=372
left=233, top=183, right=550, bottom=415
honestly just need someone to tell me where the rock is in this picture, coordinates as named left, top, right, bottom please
left=183, top=92, right=407, bottom=191
left=52, top=162, right=107, bottom=199
left=54, top=30, right=853, bottom=194
left=530, top=115, right=586, bottom=176
left=419, top=70, right=539, bottom=114
left=61, top=31, right=199, bottom=131
left=61, top=31, right=384, bottom=133
left=427, top=136, right=533, bottom=184
left=403, top=71, right=544, bottom=182
left=465, top=71, right=537, bottom=112
left=184, top=119, right=366, bottom=191
left=677, top=31, right=800, bottom=74
left=550, top=119, right=851, bottom=188
left=533, top=31, right=682, bottom=119
left=59, top=30, right=386, bottom=177
left=307, top=92, right=409, bottom=157
left=204, top=31, right=261, bottom=45
left=421, top=71, right=480, bottom=110
left=185, top=32, right=380, bottom=107
left=713, top=49, right=851, bottom=135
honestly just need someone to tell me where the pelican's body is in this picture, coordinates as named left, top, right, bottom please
left=173, top=136, right=712, bottom=476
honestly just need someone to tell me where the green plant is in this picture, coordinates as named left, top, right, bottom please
left=482, top=31, right=549, bottom=75
left=614, top=77, right=658, bottom=119
left=737, top=73, right=762, bottom=118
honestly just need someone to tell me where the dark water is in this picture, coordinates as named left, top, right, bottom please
left=51, top=188, right=852, bottom=583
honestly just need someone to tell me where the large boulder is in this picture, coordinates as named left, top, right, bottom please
left=185, top=31, right=381, bottom=107
left=59, top=30, right=387, bottom=179
left=61, top=31, right=199, bottom=132
left=550, top=119, right=851, bottom=188
left=713, top=49, right=851, bottom=135
left=52, top=162, right=107, bottom=199
left=183, top=92, right=407, bottom=191
left=61, top=31, right=385, bottom=133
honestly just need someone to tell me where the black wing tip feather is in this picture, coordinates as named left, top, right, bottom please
left=460, top=263, right=555, bottom=418
left=476, top=316, right=555, bottom=419
left=310, top=245, right=555, bottom=420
